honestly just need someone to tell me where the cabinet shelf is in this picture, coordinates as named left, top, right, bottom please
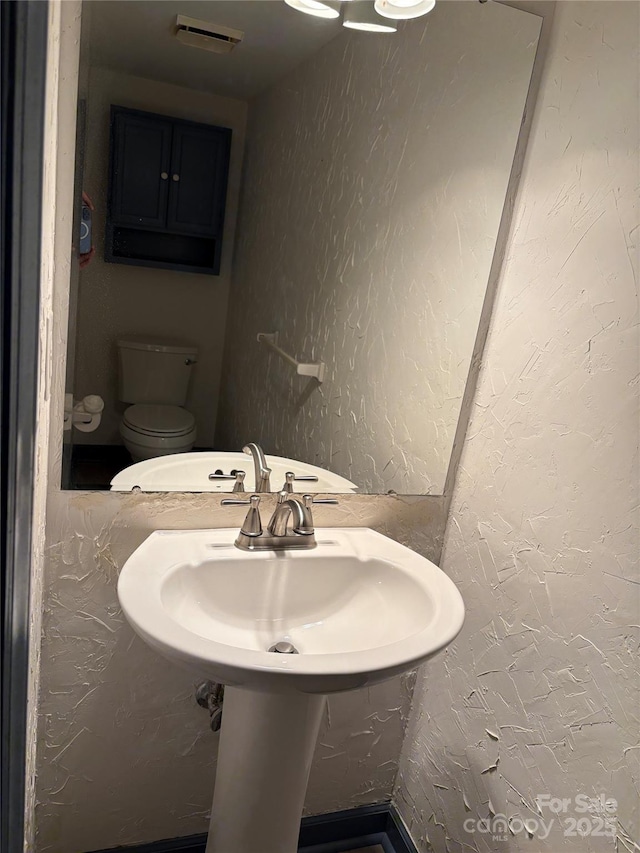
left=106, top=225, right=219, bottom=276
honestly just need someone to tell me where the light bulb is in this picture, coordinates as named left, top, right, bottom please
left=284, top=0, right=341, bottom=19
left=374, top=0, right=436, bottom=20
left=343, top=2, right=397, bottom=31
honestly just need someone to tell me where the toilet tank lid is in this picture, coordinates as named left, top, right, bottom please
left=117, top=336, right=198, bottom=356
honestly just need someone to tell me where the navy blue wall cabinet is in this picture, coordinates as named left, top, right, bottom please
left=106, top=106, right=231, bottom=276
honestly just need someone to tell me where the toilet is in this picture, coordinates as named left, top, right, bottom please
left=117, top=337, right=198, bottom=462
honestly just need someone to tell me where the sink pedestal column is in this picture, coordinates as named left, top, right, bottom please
left=206, top=687, right=326, bottom=853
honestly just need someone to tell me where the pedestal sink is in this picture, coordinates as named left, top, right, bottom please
left=117, top=528, right=464, bottom=853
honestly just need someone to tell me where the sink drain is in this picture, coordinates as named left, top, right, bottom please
left=268, top=641, right=299, bottom=654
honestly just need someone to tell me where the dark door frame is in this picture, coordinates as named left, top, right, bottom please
left=1, top=2, right=49, bottom=852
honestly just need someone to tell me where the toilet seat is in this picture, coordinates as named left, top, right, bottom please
left=123, top=404, right=195, bottom=438
left=120, top=405, right=197, bottom=463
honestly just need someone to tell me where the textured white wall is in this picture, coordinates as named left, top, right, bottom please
left=217, top=1, right=540, bottom=494
left=395, top=3, right=639, bottom=851
left=72, top=66, right=247, bottom=449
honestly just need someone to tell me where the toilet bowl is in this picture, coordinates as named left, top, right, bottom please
left=120, top=403, right=197, bottom=462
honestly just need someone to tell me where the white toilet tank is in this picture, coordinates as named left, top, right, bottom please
left=117, top=337, right=198, bottom=406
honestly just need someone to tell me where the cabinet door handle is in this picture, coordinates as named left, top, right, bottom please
left=172, top=173, right=180, bottom=182
left=160, top=172, right=168, bottom=180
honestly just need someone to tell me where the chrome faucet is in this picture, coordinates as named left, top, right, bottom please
left=243, top=443, right=271, bottom=493
left=267, top=493, right=314, bottom=538
left=221, top=493, right=338, bottom=551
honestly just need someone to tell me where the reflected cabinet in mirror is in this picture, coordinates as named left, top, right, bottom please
left=62, top=0, right=542, bottom=494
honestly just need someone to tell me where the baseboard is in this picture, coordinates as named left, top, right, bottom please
left=299, top=803, right=393, bottom=852
left=87, top=803, right=417, bottom=853
left=385, top=806, right=418, bottom=853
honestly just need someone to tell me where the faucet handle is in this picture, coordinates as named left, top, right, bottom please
left=281, top=472, right=320, bottom=493
left=210, top=470, right=246, bottom=492
left=302, top=495, right=339, bottom=508
left=289, top=495, right=337, bottom=537
left=220, top=495, right=257, bottom=506
left=221, top=495, right=262, bottom=537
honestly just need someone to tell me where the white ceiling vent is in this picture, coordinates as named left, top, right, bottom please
left=175, top=15, right=244, bottom=54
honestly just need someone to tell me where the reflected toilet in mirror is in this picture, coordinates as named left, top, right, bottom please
left=117, top=337, right=198, bottom=461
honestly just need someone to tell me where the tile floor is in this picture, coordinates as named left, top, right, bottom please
left=69, top=444, right=132, bottom=489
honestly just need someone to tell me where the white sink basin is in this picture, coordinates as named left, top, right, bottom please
left=117, top=527, right=464, bottom=694
left=110, top=451, right=358, bottom=493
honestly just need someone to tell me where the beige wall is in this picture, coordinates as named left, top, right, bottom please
left=72, top=66, right=247, bottom=448
left=217, top=1, right=540, bottom=494
left=395, top=2, right=640, bottom=850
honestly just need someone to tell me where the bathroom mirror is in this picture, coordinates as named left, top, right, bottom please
left=61, top=0, right=542, bottom=494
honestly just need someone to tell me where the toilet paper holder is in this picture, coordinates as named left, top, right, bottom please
left=64, top=393, right=104, bottom=433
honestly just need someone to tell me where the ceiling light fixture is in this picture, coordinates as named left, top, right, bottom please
left=374, top=0, right=436, bottom=20
left=284, top=0, right=342, bottom=19
left=343, top=2, right=397, bottom=32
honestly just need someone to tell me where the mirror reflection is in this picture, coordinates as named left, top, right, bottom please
left=62, top=0, right=541, bottom=494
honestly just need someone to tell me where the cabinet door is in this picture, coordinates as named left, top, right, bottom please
left=110, top=109, right=172, bottom=228
left=166, top=124, right=231, bottom=237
